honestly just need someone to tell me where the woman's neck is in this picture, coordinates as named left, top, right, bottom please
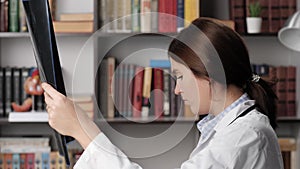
left=210, top=84, right=243, bottom=116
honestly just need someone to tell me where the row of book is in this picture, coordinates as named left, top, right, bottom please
left=251, top=64, right=297, bottom=117
left=99, top=0, right=199, bottom=33
left=0, top=67, right=46, bottom=117
left=0, top=137, right=83, bottom=168
left=230, top=0, right=296, bottom=34
left=96, top=58, right=194, bottom=119
left=0, top=0, right=94, bottom=33
left=0, top=0, right=27, bottom=32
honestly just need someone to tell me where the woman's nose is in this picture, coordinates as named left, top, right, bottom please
left=174, top=82, right=182, bottom=95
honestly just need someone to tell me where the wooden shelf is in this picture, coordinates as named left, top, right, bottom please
left=277, top=117, right=300, bottom=123
left=95, top=32, right=179, bottom=37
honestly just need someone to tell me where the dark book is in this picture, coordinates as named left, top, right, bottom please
left=0, top=0, right=9, bottom=32
left=97, top=58, right=108, bottom=118
left=286, top=66, right=296, bottom=117
left=22, top=0, right=70, bottom=165
left=20, top=67, right=30, bottom=104
left=4, top=67, right=12, bottom=116
left=12, top=67, right=21, bottom=105
left=8, top=0, right=19, bottom=32
left=229, top=0, right=246, bottom=34
left=276, top=66, right=287, bottom=117
left=0, top=68, right=4, bottom=117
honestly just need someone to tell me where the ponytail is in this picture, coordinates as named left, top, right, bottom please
left=244, top=76, right=278, bottom=129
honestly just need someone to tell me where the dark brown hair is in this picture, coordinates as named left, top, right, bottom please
left=168, top=18, right=277, bottom=129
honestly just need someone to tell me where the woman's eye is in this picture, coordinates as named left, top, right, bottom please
left=176, top=75, right=183, bottom=80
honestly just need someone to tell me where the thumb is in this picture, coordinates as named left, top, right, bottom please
left=41, top=83, right=62, bottom=98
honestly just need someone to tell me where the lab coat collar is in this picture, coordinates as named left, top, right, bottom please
left=214, top=100, right=256, bottom=132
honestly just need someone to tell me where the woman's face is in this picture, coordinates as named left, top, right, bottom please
left=170, top=58, right=211, bottom=115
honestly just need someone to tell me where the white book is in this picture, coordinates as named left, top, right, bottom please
left=8, top=112, right=48, bottom=122
left=140, top=0, right=152, bottom=32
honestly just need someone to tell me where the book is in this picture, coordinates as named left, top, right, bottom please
left=107, top=57, right=115, bottom=118
left=142, top=67, right=152, bottom=115
left=4, top=67, right=12, bottom=116
left=229, top=0, right=246, bottom=34
left=42, top=152, right=50, bottom=169
left=0, top=154, right=4, bottom=169
left=286, top=66, right=296, bottom=117
left=131, top=0, right=140, bottom=32
left=276, top=66, right=287, bottom=117
left=26, top=153, right=35, bottom=169
left=12, top=153, right=20, bottom=169
left=19, top=0, right=27, bottom=32
left=152, top=68, right=164, bottom=118
left=132, top=66, right=144, bottom=118
left=0, top=0, right=9, bottom=32
left=98, top=59, right=108, bottom=118
left=53, top=21, right=94, bottom=33
left=8, top=0, right=19, bottom=32
left=0, top=68, right=4, bottom=117
left=3, top=153, right=12, bottom=169
left=60, top=13, right=94, bottom=21
left=140, top=0, right=151, bottom=33
left=19, top=153, right=26, bottom=169
left=184, top=0, right=199, bottom=27
left=177, top=0, right=184, bottom=32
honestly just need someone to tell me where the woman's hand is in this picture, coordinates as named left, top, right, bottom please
left=42, top=82, right=101, bottom=149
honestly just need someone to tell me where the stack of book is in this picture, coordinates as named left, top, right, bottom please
left=53, top=13, right=94, bottom=33
left=70, top=95, right=94, bottom=120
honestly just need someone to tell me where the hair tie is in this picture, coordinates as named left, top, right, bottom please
left=251, top=74, right=260, bottom=83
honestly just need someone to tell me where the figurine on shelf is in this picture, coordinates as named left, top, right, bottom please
left=11, top=68, right=44, bottom=112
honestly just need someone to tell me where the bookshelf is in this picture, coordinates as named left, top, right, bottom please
left=0, top=0, right=300, bottom=168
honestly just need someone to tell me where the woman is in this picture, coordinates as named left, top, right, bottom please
left=42, top=18, right=283, bottom=168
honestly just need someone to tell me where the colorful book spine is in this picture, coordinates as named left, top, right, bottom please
left=131, top=0, right=140, bottom=32
left=4, top=153, right=13, bottom=169
left=41, top=152, right=50, bottom=169
left=26, top=153, right=35, bottom=169
left=0, top=0, right=9, bottom=32
left=152, top=68, right=164, bottom=118
left=8, top=0, right=19, bottom=32
left=140, top=0, right=152, bottom=32
left=20, top=153, right=27, bottom=169
left=132, top=66, right=144, bottom=118
left=184, top=0, right=199, bottom=27
left=177, top=0, right=184, bottom=32
left=12, top=153, right=20, bottom=169
left=107, top=57, right=115, bottom=118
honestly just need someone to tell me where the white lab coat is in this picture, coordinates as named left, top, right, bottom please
left=74, top=100, right=283, bottom=169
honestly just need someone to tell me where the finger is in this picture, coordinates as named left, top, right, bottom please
left=44, top=91, right=54, bottom=105
left=41, top=83, right=62, bottom=98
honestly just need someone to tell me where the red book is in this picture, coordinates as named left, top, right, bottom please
left=3, top=154, right=13, bottom=169
left=0, top=0, right=8, bottom=32
left=153, top=68, right=164, bottom=118
left=286, top=66, right=296, bottom=117
left=132, top=66, right=144, bottom=118
left=20, top=153, right=27, bottom=169
left=26, top=153, right=35, bottom=169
